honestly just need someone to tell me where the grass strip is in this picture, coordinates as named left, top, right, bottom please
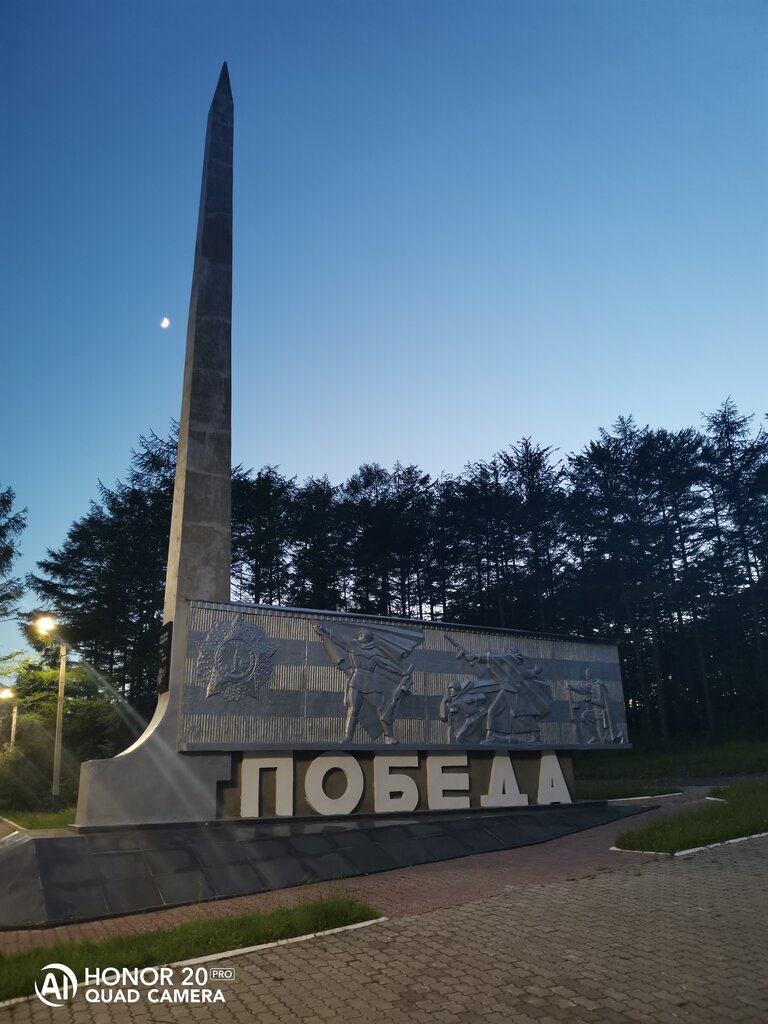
left=1, top=808, right=76, bottom=830
left=573, top=738, right=768, bottom=781
left=0, top=897, right=379, bottom=1003
left=575, top=781, right=676, bottom=801
left=614, top=781, right=768, bottom=855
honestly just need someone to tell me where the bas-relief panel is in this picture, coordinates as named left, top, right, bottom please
left=178, top=602, right=629, bottom=751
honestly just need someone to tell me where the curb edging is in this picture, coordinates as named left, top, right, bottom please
left=611, top=830, right=768, bottom=858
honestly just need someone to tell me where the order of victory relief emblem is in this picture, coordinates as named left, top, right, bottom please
left=198, top=617, right=277, bottom=701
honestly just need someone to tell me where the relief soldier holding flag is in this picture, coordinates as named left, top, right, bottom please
left=314, top=620, right=424, bottom=743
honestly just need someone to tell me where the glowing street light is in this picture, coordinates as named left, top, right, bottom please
left=34, top=615, right=68, bottom=809
left=0, top=687, right=18, bottom=749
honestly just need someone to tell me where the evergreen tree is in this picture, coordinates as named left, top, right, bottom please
left=498, top=439, right=566, bottom=633
left=0, top=487, right=26, bottom=620
left=566, top=418, right=668, bottom=739
left=343, top=464, right=397, bottom=615
left=29, top=432, right=175, bottom=717
left=443, top=459, right=519, bottom=627
left=288, top=476, right=349, bottom=610
left=702, top=400, right=768, bottom=699
left=387, top=463, right=435, bottom=618
left=231, top=467, right=295, bottom=605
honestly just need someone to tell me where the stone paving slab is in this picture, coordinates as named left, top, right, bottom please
left=3, top=834, right=767, bottom=1023
left=0, top=805, right=645, bottom=928
left=0, top=798, right=667, bottom=954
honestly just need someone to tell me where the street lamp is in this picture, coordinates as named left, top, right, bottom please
left=35, top=616, right=68, bottom=810
left=0, top=688, right=17, bottom=749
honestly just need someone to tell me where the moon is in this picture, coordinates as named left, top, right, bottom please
left=160, top=317, right=171, bottom=329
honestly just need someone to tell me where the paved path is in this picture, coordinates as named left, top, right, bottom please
left=3, top=796, right=768, bottom=1023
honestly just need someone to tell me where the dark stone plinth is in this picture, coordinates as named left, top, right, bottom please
left=0, top=803, right=651, bottom=929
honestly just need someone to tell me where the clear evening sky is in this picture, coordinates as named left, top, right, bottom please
left=2, top=0, right=766, bottom=654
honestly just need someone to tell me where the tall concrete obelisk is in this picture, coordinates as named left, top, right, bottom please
left=76, top=66, right=234, bottom=826
left=164, top=63, right=233, bottom=631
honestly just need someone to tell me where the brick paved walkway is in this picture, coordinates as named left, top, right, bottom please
left=3, top=796, right=768, bottom=1023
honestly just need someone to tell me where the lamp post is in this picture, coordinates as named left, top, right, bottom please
left=35, top=616, right=68, bottom=810
left=0, top=688, right=17, bottom=749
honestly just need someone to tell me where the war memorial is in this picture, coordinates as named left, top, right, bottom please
left=0, top=66, right=636, bottom=929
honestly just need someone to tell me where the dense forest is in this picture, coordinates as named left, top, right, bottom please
left=25, top=399, right=768, bottom=743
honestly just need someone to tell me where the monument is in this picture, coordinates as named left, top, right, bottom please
left=0, top=66, right=638, bottom=928
left=76, top=64, right=236, bottom=826
left=76, top=60, right=629, bottom=830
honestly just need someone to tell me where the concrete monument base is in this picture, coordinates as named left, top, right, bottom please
left=76, top=691, right=232, bottom=827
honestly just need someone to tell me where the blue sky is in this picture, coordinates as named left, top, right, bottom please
left=2, top=0, right=767, bottom=655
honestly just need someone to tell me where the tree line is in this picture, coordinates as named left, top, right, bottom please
left=13, top=399, right=768, bottom=743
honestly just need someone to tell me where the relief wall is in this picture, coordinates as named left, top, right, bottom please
left=179, top=602, right=628, bottom=753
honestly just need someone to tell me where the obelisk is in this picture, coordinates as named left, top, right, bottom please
left=164, top=62, right=233, bottom=631
left=76, top=66, right=234, bottom=826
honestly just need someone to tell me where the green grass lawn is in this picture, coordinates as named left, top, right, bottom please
left=614, top=781, right=768, bottom=854
left=0, top=807, right=76, bottom=830
left=575, top=781, right=679, bottom=801
left=0, top=897, right=379, bottom=1003
left=573, top=737, right=768, bottom=781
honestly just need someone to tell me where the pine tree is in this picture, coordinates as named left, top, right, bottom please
left=0, top=487, right=26, bottom=620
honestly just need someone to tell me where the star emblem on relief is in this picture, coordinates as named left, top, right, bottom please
left=197, top=616, right=277, bottom=701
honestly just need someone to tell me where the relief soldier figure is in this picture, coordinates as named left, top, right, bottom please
left=315, top=621, right=423, bottom=743
left=446, top=636, right=553, bottom=744
left=567, top=667, right=623, bottom=744
left=439, top=679, right=494, bottom=743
